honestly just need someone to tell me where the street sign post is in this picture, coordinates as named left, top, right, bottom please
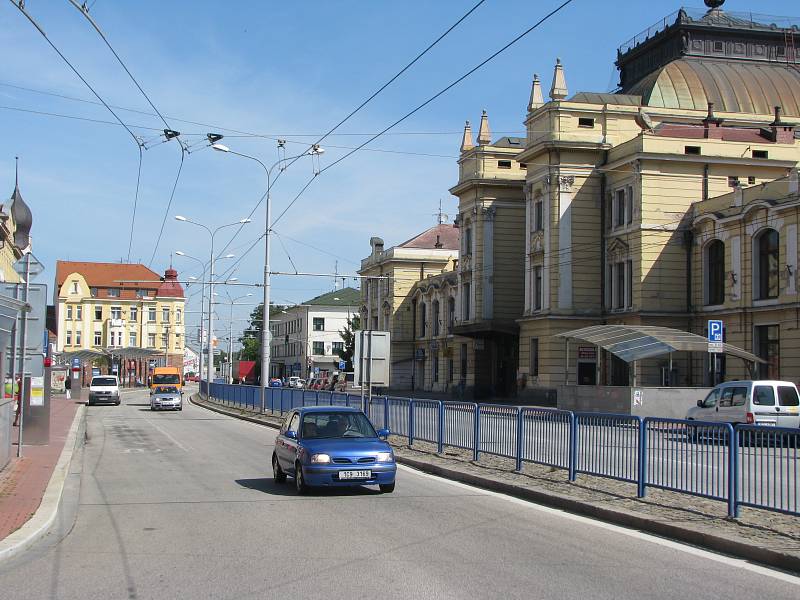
left=708, top=319, right=724, bottom=354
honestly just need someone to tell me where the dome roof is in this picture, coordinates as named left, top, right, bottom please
left=10, top=180, right=32, bottom=250
left=628, top=58, right=800, bottom=117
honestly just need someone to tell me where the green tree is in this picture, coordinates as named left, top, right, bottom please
left=237, top=302, right=287, bottom=361
left=336, top=314, right=361, bottom=371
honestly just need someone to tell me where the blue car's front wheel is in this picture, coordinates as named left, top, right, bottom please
left=272, top=454, right=286, bottom=484
left=379, top=482, right=395, bottom=494
left=295, top=462, right=309, bottom=495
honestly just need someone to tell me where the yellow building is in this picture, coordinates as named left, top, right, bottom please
left=450, top=112, right=526, bottom=398
left=513, top=3, right=800, bottom=396
left=55, top=261, right=186, bottom=378
left=359, top=225, right=459, bottom=389
left=693, top=172, right=800, bottom=382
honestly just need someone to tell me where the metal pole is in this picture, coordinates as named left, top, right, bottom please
left=16, top=253, right=31, bottom=457
left=207, top=237, right=214, bottom=385
left=359, top=331, right=365, bottom=412
left=367, top=330, right=373, bottom=408
left=198, top=273, right=205, bottom=388
left=260, top=171, right=273, bottom=407
left=228, top=300, right=234, bottom=384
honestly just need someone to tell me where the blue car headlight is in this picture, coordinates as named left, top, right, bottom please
left=310, top=453, right=331, bottom=464
left=376, top=451, right=394, bottom=463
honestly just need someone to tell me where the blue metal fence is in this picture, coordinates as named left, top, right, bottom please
left=201, top=381, right=798, bottom=518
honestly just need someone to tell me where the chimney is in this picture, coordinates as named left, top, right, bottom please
left=370, top=236, right=384, bottom=257
left=549, top=58, right=568, bottom=100
left=528, top=73, right=544, bottom=111
left=434, top=234, right=443, bottom=249
left=703, top=102, right=724, bottom=139
left=477, top=110, right=491, bottom=146
left=460, top=120, right=474, bottom=152
left=771, top=106, right=795, bottom=144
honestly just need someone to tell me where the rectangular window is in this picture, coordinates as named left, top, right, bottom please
left=626, top=259, right=633, bottom=308
left=420, top=303, right=427, bottom=338
left=448, top=358, right=454, bottom=382
left=75, top=330, right=82, bottom=346
left=313, top=317, right=324, bottom=331
left=66, top=305, right=73, bottom=320
left=175, top=333, right=181, bottom=349
left=148, top=307, right=156, bottom=322
left=464, top=227, right=472, bottom=256
left=161, top=333, right=168, bottom=349
left=615, top=262, right=625, bottom=309
left=460, top=343, right=468, bottom=383
left=312, top=341, right=325, bottom=355
left=129, top=307, right=138, bottom=322
left=748, top=176, right=756, bottom=185
left=90, top=287, right=98, bottom=298
left=626, top=186, right=633, bottom=225
left=448, top=297, right=455, bottom=331
left=684, top=145, right=701, bottom=155
left=433, top=354, right=439, bottom=382
left=148, top=333, right=156, bottom=348
left=66, top=330, right=72, bottom=346
left=755, top=324, right=780, bottom=379
left=129, top=332, right=137, bottom=347
left=176, top=309, right=181, bottom=324
left=497, top=160, right=512, bottom=169
left=107, top=288, right=120, bottom=298
left=136, top=289, right=146, bottom=298
left=332, top=341, right=344, bottom=354
left=162, top=308, right=170, bottom=323
left=76, top=305, right=82, bottom=320
left=530, top=338, right=539, bottom=377
left=94, top=306, right=102, bottom=320
left=753, top=150, right=768, bottom=159
left=615, top=189, right=625, bottom=227
left=433, top=302, right=440, bottom=336
left=578, top=117, right=595, bottom=128
left=70, top=281, right=79, bottom=294
left=533, top=266, right=543, bottom=311
left=111, top=306, right=122, bottom=320
left=462, top=283, right=471, bottom=320
left=534, top=198, right=543, bottom=231
left=94, top=331, right=102, bottom=346
left=728, top=175, right=739, bottom=187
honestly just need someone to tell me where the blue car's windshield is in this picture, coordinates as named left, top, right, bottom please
left=301, top=412, right=376, bottom=439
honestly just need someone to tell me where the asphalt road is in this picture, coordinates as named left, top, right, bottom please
left=0, top=386, right=797, bottom=600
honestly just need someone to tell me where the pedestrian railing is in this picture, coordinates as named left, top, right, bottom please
left=202, top=381, right=799, bottom=518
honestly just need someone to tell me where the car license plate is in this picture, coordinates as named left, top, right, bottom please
left=339, top=470, right=371, bottom=480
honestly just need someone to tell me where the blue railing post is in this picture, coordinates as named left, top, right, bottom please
left=279, top=388, right=284, bottom=414
left=437, top=402, right=444, bottom=454
left=383, top=396, right=389, bottom=431
left=409, top=400, right=415, bottom=446
left=473, top=404, right=480, bottom=462
left=568, top=413, right=577, bottom=482
left=728, top=424, right=739, bottom=519
left=637, top=418, right=647, bottom=498
left=515, top=408, right=524, bottom=472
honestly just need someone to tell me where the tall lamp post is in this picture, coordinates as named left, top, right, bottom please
left=174, top=215, right=250, bottom=385
left=214, top=292, right=253, bottom=383
left=211, top=142, right=324, bottom=408
left=175, top=251, right=208, bottom=383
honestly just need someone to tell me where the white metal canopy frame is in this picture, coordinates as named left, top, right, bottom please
left=555, top=324, right=764, bottom=365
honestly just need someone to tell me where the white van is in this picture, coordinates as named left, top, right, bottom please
left=88, top=375, right=121, bottom=406
left=686, top=380, right=800, bottom=428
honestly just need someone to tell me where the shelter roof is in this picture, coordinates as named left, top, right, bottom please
left=556, top=324, right=763, bottom=364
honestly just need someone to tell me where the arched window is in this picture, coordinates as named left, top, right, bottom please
left=432, top=300, right=440, bottom=336
left=705, top=240, right=725, bottom=305
left=448, top=297, right=455, bottom=332
left=755, top=229, right=779, bottom=300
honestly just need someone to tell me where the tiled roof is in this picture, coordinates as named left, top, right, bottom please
left=56, top=261, right=160, bottom=288
left=157, top=268, right=184, bottom=298
left=303, top=287, right=360, bottom=306
left=398, top=224, right=459, bottom=250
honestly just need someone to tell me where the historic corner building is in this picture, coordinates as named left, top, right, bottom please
left=54, top=261, right=186, bottom=378
left=513, top=1, right=800, bottom=399
left=365, top=1, right=800, bottom=400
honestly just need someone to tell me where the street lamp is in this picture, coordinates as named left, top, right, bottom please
left=214, top=292, right=254, bottom=383
left=211, top=142, right=324, bottom=409
left=174, top=215, right=251, bottom=385
left=175, top=250, right=238, bottom=383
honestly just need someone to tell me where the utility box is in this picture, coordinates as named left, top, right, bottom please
left=354, top=330, right=391, bottom=388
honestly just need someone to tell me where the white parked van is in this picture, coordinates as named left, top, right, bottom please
left=686, top=380, right=800, bottom=428
left=88, top=375, right=120, bottom=406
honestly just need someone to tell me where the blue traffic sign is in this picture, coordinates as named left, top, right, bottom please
left=708, top=320, right=724, bottom=343
left=71, top=357, right=81, bottom=368
left=338, top=360, right=346, bottom=371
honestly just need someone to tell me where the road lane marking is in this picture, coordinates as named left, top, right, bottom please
left=397, top=465, right=800, bottom=585
left=141, top=415, right=192, bottom=452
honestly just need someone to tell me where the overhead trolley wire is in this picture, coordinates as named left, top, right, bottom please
left=270, top=0, right=577, bottom=229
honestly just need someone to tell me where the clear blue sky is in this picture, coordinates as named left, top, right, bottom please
left=1, top=0, right=795, bottom=337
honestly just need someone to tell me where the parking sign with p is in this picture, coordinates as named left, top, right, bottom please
left=708, top=320, right=723, bottom=343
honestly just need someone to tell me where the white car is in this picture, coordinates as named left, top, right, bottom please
left=289, top=377, right=305, bottom=389
left=686, top=380, right=800, bottom=428
left=88, top=375, right=120, bottom=406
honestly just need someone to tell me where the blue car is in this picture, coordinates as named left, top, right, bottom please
left=272, top=407, right=396, bottom=494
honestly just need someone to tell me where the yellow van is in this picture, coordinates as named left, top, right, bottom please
left=151, top=366, right=182, bottom=392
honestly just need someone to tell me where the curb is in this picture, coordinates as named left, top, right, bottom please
left=0, top=404, right=86, bottom=563
left=190, top=395, right=800, bottom=574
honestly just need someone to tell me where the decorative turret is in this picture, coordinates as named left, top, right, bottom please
left=528, top=74, right=544, bottom=111
left=477, top=110, right=491, bottom=146
left=460, top=120, right=474, bottom=152
left=156, top=267, right=184, bottom=298
left=10, top=157, right=32, bottom=251
left=549, top=58, right=568, bottom=101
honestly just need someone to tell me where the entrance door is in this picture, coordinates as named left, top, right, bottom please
left=577, top=362, right=597, bottom=385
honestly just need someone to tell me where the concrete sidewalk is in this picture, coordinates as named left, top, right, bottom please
left=0, top=395, right=82, bottom=541
left=192, top=393, right=800, bottom=574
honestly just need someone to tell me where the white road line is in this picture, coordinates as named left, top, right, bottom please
left=141, top=415, right=192, bottom=452
left=397, top=464, right=800, bottom=586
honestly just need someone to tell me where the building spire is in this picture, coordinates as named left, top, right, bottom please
left=549, top=58, right=568, bottom=101
left=15, top=156, right=18, bottom=190
left=460, top=120, right=474, bottom=152
left=477, top=110, right=491, bottom=146
left=528, top=74, right=544, bottom=111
